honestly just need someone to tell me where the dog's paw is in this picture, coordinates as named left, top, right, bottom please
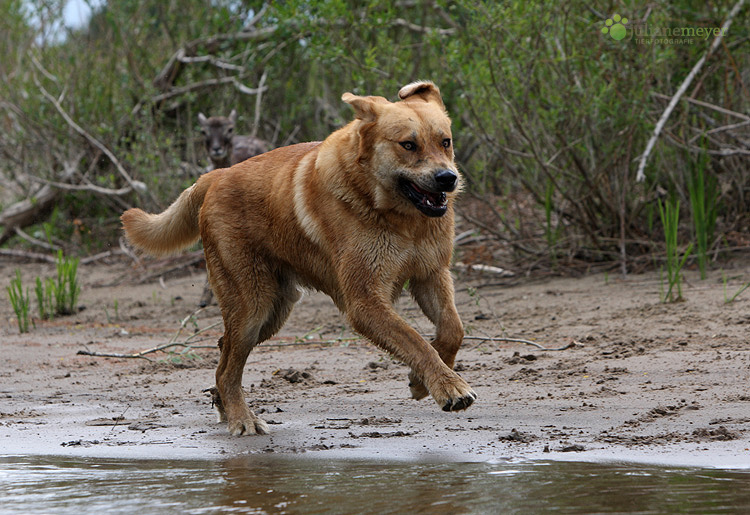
left=227, top=415, right=269, bottom=436
left=429, top=372, right=477, bottom=412
left=408, top=371, right=429, bottom=400
left=441, top=390, right=477, bottom=412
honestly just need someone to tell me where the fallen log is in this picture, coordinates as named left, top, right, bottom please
left=0, top=158, right=79, bottom=246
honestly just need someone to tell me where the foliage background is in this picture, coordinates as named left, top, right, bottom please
left=1, top=0, right=748, bottom=275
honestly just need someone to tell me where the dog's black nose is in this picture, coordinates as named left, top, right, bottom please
left=434, top=169, right=458, bottom=192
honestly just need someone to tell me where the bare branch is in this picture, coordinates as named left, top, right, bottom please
left=152, top=25, right=279, bottom=91
left=27, top=175, right=136, bottom=196
left=636, top=0, right=746, bottom=182
left=705, top=147, right=750, bottom=156
left=650, top=92, right=750, bottom=122
left=391, top=18, right=456, bottom=36
left=29, top=53, right=59, bottom=84
left=151, top=76, right=268, bottom=104
left=0, top=248, right=57, bottom=263
left=32, top=68, right=147, bottom=195
left=688, top=120, right=750, bottom=145
left=251, top=70, right=267, bottom=138
left=14, top=227, right=62, bottom=251
left=80, top=249, right=124, bottom=264
left=663, top=130, right=750, bottom=156
left=246, top=3, right=270, bottom=29
left=232, top=78, right=268, bottom=97
left=176, top=54, right=245, bottom=72
left=281, top=125, right=301, bottom=147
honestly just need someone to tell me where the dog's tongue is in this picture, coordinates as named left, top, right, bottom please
left=412, top=183, right=446, bottom=207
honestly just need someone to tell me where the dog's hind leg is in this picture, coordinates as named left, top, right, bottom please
left=209, top=258, right=268, bottom=435
left=214, top=314, right=267, bottom=436
left=211, top=262, right=300, bottom=436
left=257, top=272, right=301, bottom=343
left=407, top=270, right=465, bottom=400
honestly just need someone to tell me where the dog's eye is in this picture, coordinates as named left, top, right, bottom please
left=442, top=138, right=451, bottom=148
left=400, top=141, right=417, bottom=152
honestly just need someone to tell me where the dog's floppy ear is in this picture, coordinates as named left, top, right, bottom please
left=398, top=81, right=445, bottom=108
left=342, top=93, right=388, bottom=122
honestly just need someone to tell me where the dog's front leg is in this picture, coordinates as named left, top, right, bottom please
left=407, top=269, right=465, bottom=400
left=346, top=293, right=475, bottom=412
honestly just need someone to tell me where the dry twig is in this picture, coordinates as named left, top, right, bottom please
left=462, top=335, right=579, bottom=352
left=77, top=315, right=222, bottom=361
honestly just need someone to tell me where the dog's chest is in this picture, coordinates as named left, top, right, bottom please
left=367, top=227, right=447, bottom=278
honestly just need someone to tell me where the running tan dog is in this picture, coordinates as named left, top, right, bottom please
left=121, top=81, right=476, bottom=435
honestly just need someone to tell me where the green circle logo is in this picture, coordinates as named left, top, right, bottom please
left=602, top=13, right=628, bottom=41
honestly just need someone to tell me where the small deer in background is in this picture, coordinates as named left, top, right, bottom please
left=197, top=110, right=272, bottom=306
left=198, top=109, right=271, bottom=169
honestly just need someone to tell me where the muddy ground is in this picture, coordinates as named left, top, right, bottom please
left=1, top=256, right=749, bottom=468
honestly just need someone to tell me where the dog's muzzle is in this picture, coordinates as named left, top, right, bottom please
left=399, top=169, right=457, bottom=217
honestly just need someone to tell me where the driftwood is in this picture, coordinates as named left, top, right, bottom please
left=0, top=157, right=79, bottom=246
left=453, top=261, right=515, bottom=277
left=0, top=185, right=59, bottom=245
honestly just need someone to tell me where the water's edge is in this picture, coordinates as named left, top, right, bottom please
left=2, top=454, right=750, bottom=514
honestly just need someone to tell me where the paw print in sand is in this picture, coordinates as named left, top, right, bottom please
left=602, top=14, right=628, bottom=41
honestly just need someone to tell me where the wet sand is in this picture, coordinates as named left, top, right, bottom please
left=2, top=261, right=749, bottom=468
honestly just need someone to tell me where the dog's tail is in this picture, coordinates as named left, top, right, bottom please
left=121, top=172, right=216, bottom=256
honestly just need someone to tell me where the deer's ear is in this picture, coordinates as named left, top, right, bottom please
left=398, top=81, right=445, bottom=109
left=198, top=113, right=207, bottom=125
left=229, top=109, right=237, bottom=123
left=341, top=93, right=389, bottom=122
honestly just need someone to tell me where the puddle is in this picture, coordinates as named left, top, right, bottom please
left=1, top=455, right=749, bottom=513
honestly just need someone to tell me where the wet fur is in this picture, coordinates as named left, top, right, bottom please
left=196, top=111, right=272, bottom=308
left=122, top=81, right=476, bottom=436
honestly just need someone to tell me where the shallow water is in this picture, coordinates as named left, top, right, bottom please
left=1, top=455, right=749, bottom=514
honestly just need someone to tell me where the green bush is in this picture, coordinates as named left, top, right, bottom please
left=1, top=1, right=747, bottom=273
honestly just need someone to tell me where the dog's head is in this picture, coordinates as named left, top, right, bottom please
left=342, top=81, right=460, bottom=218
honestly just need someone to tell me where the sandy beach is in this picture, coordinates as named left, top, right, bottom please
left=2, top=259, right=749, bottom=468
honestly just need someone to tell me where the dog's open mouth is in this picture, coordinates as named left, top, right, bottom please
left=399, top=178, right=448, bottom=217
